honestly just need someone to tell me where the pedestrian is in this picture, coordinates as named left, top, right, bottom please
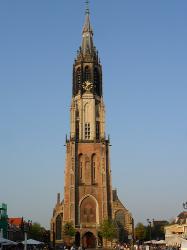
left=70, top=245, right=75, bottom=250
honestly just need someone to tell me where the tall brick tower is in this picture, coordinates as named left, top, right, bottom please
left=51, top=3, right=133, bottom=248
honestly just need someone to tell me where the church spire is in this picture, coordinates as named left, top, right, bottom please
left=72, top=1, right=102, bottom=97
left=82, top=0, right=94, bottom=55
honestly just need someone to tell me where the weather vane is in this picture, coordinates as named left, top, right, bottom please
left=85, top=0, right=90, bottom=14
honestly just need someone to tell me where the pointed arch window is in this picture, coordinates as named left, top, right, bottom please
left=76, top=68, right=81, bottom=86
left=80, top=196, right=96, bottom=224
left=94, top=68, right=100, bottom=95
left=76, top=121, right=79, bottom=140
left=115, top=210, right=125, bottom=227
left=96, top=121, right=100, bottom=140
left=91, top=154, right=96, bottom=184
left=56, top=215, right=62, bottom=240
left=94, top=68, right=99, bottom=84
left=84, top=66, right=91, bottom=82
left=79, top=154, right=83, bottom=182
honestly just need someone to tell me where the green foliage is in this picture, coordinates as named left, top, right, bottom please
left=135, top=221, right=169, bottom=241
left=29, top=222, right=49, bottom=243
left=151, top=221, right=169, bottom=240
left=29, top=222, right=43, bottom=240
left=63, top=222, right=76, bottom=237
left=144, top=226, right=151, bottom=241
left=135, top=223, right=146, bottom=241
left=100, top=219, right=117, bottom=242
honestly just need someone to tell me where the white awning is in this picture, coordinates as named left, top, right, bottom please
left=0, top=237, right=17, bottom=245
left=21, top=239, right=44, bottom=245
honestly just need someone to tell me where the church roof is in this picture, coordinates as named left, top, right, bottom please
left=8, top=218, right=22, bottom=227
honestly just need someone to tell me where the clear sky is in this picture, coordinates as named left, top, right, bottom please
left=0, top=0, right=187, bottom=229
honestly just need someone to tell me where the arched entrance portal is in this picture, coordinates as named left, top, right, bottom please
left=82, top=232, right=96, bottom=248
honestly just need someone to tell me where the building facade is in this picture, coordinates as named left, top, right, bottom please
left=8, top=218, right=23, bottom=242
left=165, top=212, right=187, bottom=246
left=51, top=6, right=133, bottom=248
left=0, top=203, right=8, bottom=238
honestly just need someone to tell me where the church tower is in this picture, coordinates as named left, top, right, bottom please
left=51, top=3, right=133, bottom=248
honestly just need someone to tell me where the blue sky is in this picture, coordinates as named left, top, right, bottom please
left=0, top=0, right=187, bottom=228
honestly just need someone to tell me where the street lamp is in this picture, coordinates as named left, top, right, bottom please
left=183, top=202, right=187, bottom=210
left=147, top=219, right=152, bottom=241
left=20, top=218, right=32, bottom=250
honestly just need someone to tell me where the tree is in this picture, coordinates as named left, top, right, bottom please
left=135, top=223, right=146, bottom=241
left=63, top=222, right=76, bottom=237
left=29, top=222, right=49, bottom=243
left=100, top=219, right=117, bottom=247
left=29, top=222, right=44, bottom=241
left=151, top=221, right=169, bottom=240
left=63, top=222, right=76, bottom=247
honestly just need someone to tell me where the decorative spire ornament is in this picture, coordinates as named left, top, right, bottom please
left=85, top=0, right=90, bottom=15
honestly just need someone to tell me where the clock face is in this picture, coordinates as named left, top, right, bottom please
left=82, top=81, right=94, bottom=92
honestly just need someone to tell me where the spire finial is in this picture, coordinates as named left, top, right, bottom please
left=85, top=0, right=90, bottom=15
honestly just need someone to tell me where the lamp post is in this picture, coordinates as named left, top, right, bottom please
left=53, top=223, right=55, bottom=249
left=21, top=218, right=32, bottom=250
left=147, top=219, right=152, bottom=241
left=130, top=217, right=134, bottom=247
